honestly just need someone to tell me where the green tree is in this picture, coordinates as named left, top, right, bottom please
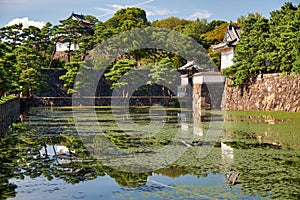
left=84, top=15, right=99, bottom=25
left=56, top=18, right=84, bottom=62
left=223, top=3, right=300, bottom=86
left=0, top=23, right=23, bottom=49
left=237, top=12, right=262, bottom=25
left=94, top=22, right=117, bottom=44
left=75, top=15, right=99, bottom=61
left=54, top=14, right=98, bottom=64
left=152, top=17, right=191, bottom=31
left=48, top=24, right=61, bottom=68
left=39, top=22, right=55, bottom=67
left=147, top=58, right=177, bottom=96
left=206, top=20, right=227, bottom=32
left=0, top=42, right=16, bottom=97
left=291, top=4, right=300, bottom=72
left=20, top=25, right=54, bottom=68
left=105, top=7, right=149, bottom=32
left=266, top=2, right=300, bottom=73
left=14, top=45, right=43, bottom=97
left=104, top=59, right=137, bottom=97
left=202, top=22, right=229, bottom=68
left=202, top=23, right=228, bottom=48
left=222, top=14, right=269, bottom=86
left=182, top=18, right=208, bottom=43
left=59, top=61, right=81, bottom=94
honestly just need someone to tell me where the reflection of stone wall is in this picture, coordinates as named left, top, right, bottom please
left=22, top=97, right=180, bottom=107
left=0, top=98, right=20, bottom=133
left=225, top=73, right=300, bottom=112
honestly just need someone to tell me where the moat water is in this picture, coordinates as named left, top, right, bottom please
left=1, top=106, right=299, bottom=199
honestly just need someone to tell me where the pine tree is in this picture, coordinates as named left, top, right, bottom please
left=0, top=42, right=16, bottom=97
left=266, top=2, right=299, bottom=73
left=222, top=14, right=269, bottom=86
left=14, top=45, right=42, bottom=97
left=147, top=58, right=177, bottom=96
left=104, top=59, right=137, bottom=97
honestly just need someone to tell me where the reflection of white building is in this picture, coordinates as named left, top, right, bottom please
left=221, top=142, right=234, bottom=163
left=57, top=144, right=73, bottom=155
left=221, top=142, right=240, bottom=185
left=181, top=123, right=189, bottom=131
left=55, top=144, right=75, bottom=164
left=211, top=25, right=241, bottom=70
left=178, top=113, right=189, bottom=132
left=178, top=114, right=204, bottom=136
left=193, top=125, right=203, bottom=136
left=39, top=144, right=75, bottom=157
left=178, top=113, right=188, bottom=121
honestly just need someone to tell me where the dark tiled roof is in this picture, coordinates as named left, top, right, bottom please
left=211, top=25, right=241, bottom=51
left=60, top=12, right=94, bottom=25
left=225, top=25, right=241, bottom=45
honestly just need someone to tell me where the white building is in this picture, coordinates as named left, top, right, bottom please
left=56, top=12, right=94, bottom=52
left=56, top=42, right=79, bottom=52
left=211, top=25, right=241, bottom=70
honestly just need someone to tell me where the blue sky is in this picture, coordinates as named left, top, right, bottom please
left=0, top=0, right=298, bottom=28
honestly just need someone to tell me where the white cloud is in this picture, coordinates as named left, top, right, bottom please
left=188, top=10, right=212, bottom=19
left=6, top=17, right=45, bottom=29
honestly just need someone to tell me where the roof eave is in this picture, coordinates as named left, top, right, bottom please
left=211, top=43, right=228, bottom=51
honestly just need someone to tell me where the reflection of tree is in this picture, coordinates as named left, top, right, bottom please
left=0, top=123, right=152, bottom=198
left=0, top=129, right=18, bottom=199
left=106, top=169, right=150, bottom=188
left=51, top=161, right=100, bottom=184
left=0, top=124, right=98, bottom=198
left=155, top=166, right=190, bottom=178
left=2, top=108, right=299, bottom=199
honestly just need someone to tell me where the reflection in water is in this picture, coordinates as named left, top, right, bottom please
left=220, top=142, right=240, bottom=186
left=56, top=144, right=73, bottom=155
left=221, top=142, right=234, bottom=162
left=0, top=107, right=299, bottom=199
left=193, top=125, right=203, bottom=137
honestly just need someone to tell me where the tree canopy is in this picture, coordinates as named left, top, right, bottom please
left=223, top=2, right=300, bottom=86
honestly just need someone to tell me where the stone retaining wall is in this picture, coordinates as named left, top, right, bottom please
left=192, top=72, right=225, bottom=112
left=193, top=83, right=225, bottom=110
left=225, top=73, right=300, bottom=112
left=0, top=98, right=20, bottom=133
left=37, top=69, right=183, bottom=98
